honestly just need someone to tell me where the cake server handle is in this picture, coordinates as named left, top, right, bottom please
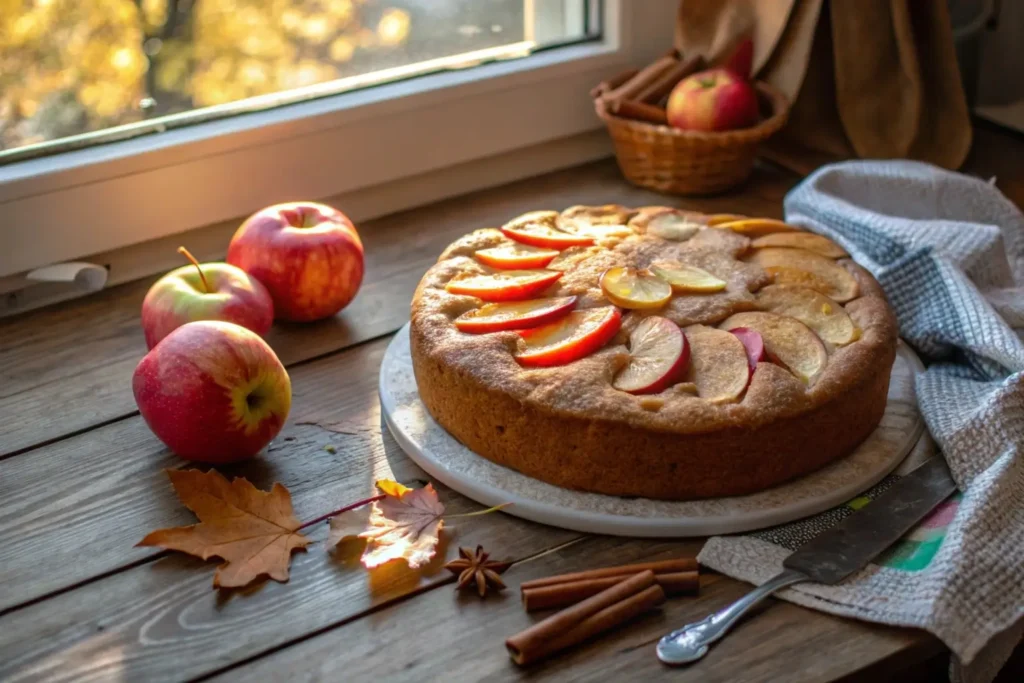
left=656, top=568, right=807, bottom=665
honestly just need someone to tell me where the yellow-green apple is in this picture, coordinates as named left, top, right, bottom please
left=227, top=202, right=364, bottom=322
left=141, top=247, right=274, bottom=350
left=133, top=320, right=292, bottom=463
left=666, top=68, right=759, bottom=132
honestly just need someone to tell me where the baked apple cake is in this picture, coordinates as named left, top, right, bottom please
left=410, top=205, right=897, bottom=500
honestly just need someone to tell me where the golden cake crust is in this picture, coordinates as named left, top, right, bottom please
left=410, top=206, right=898, bottom=500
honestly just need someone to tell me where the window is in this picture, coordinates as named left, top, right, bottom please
left=1, top=1, right=675, bottom=288
left=2, top=0, right=598, bottom=162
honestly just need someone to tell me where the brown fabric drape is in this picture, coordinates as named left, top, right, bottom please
left=673, top=0, right=972, bottom=169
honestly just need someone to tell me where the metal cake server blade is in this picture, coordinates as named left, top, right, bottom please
left=657, top=457, right=957, bottom=665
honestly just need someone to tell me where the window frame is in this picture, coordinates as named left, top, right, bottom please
left=0, top=0, right=676, bottom=279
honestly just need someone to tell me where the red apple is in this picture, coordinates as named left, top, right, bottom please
left=133, top=321, right=292, bottom=463
left=141, top=247, right=274, bottom=350
left=666, top=68, right=759, bottom=132
left=724, top=37, right=754, bottom=80
left=227, top=202, right=364, bottom=322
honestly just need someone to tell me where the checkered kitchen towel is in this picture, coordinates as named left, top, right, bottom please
left=698, top=160, right=1024, bottom=682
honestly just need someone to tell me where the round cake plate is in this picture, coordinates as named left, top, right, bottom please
left=380, top=323, right=927, bottom=537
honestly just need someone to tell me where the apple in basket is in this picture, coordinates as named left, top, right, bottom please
left=666, top=67, right=759, bottom=132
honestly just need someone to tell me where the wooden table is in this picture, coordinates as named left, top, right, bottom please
left=2, top=124, right=1021, bottom=682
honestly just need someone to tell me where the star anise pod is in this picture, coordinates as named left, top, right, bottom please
left=444, top=545, right=512, bottom=597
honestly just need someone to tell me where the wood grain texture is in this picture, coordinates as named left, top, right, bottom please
left=0, top=466, right=578, bottom=682
left=14, top=130, right=1024, bottom=681
left=211, top=536, right=941, bottom=683
left=0, top=161, right=794, bottom=456
left=0, top=337, right=393, bottom=612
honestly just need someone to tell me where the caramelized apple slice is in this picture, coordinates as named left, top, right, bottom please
left=474, top=244, right=560, bottom=270
left=756, top=284, right=859, bottom=346
left=730, top=327, right=767, bottom=372
left=516, top=306, right=622, bottom=367
left=704, top=213, right=748, bottom=226
left=751, top=232, right=848, bottom=259
left=713, top=218, right=800, bottom=237
left=454, top=296, right=576, bottom=333
left=600, top=267, right=673, bottom=309
left=683, top=325, right=751, bottom=403
left=651, top=263, right=727, bottom=293
left=746, top=248, right=859, bottom=302
left=501, top=223, right=595, bottom=249
left=613, top=317, right=690, bottom=395
left=574, top=224, right=634, bottom=239
left=720, top=311, right=828, bottom=384
left=445, top=270, right=562, bottom=302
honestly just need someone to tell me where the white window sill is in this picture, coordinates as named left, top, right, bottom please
left=0, top=0, right=676, bottom=283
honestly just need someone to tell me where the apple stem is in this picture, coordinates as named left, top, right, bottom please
left=301, top=494, right=386, bottom=529
left=177, top=246, right=210, bottom=293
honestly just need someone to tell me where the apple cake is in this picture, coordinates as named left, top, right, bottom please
left=410, top=205, right=897, bottom=500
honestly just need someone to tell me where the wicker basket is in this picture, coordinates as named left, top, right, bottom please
left=597, top=82, right=789, bottom=195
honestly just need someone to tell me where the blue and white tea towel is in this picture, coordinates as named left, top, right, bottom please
left=698, top=160, right=1024, bottom=682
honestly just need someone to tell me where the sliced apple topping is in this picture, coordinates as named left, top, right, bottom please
left=650, top=263, right=727, bottom=293
left=713, top=218, right=800, bottom=237
left=682, top=325, right=751, bottom=404
left=720, top=311, right=828, bottom=385
left=755, top=284, right=859, bottom=346
left=515, top=306, right=622, bottom=367
left=573, top=224, right=634, bottom=240
left=613, top=316, right=690, bottom=395
left=501, top=222, right=595, bottom=250
left=454, top=296, right=576, bottom=333
left=704, top=213, right=748, bottom=227
left=445, top=270, right=562, bottom=302
left=600, top=267, right=673, bottom=309
left=646, top=212, right=701, bottom=242
left=729, top=327, right=766, bottom=372
left=474, top=244, right=560, bottom=270
left=751, top=232, right=848, bottom=259
left=746, top=248, right=859, bottom=302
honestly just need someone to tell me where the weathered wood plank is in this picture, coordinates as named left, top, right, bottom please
left=209, top=536, right=941, bottom=683
left=0, top=336, right=394, bottom=612
left=0, top=161, right=795, bottom=456
left=0, top=468, right=578, bottom=682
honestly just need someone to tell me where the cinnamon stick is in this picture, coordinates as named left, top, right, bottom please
left=522, top=570, right=698, bottom=612
left=520, top=557, right=697, bottom=590
left=609, top=100, right=668, bottom=125
left=506, top=571, right=665, bottom=666
left=634, top=54, right=704, bottom=104
left=589, top=68, right=639, bottom=99
left=600, top=55, right=678, bottom=108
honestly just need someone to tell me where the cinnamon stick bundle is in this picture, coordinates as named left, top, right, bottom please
left=520, top=557, right=698, bottom=590
left=633, top=54, right=703, bottom=105
left=506, top=571, right=665, bottom=666
left=522, top=570, right=698, bottom=612
left=608, top=100, right=668, bottom=125
left=600, top=55, right=678, bottom=108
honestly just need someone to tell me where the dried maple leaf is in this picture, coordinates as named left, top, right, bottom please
left=138, top=469, right=310, bottom=588
left=329, top=479, right=444, bottom=569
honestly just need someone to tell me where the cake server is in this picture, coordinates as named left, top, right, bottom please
left=657, top=457, right=957, bottom=665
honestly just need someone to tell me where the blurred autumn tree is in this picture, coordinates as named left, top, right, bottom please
left=0, top=0, right=497, bottom=152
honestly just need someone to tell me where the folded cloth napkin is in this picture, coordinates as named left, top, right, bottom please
left=698, top=160, right=1024, bottom=682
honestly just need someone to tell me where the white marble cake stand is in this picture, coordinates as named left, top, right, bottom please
left=380, top=323, right=926, bottom=537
